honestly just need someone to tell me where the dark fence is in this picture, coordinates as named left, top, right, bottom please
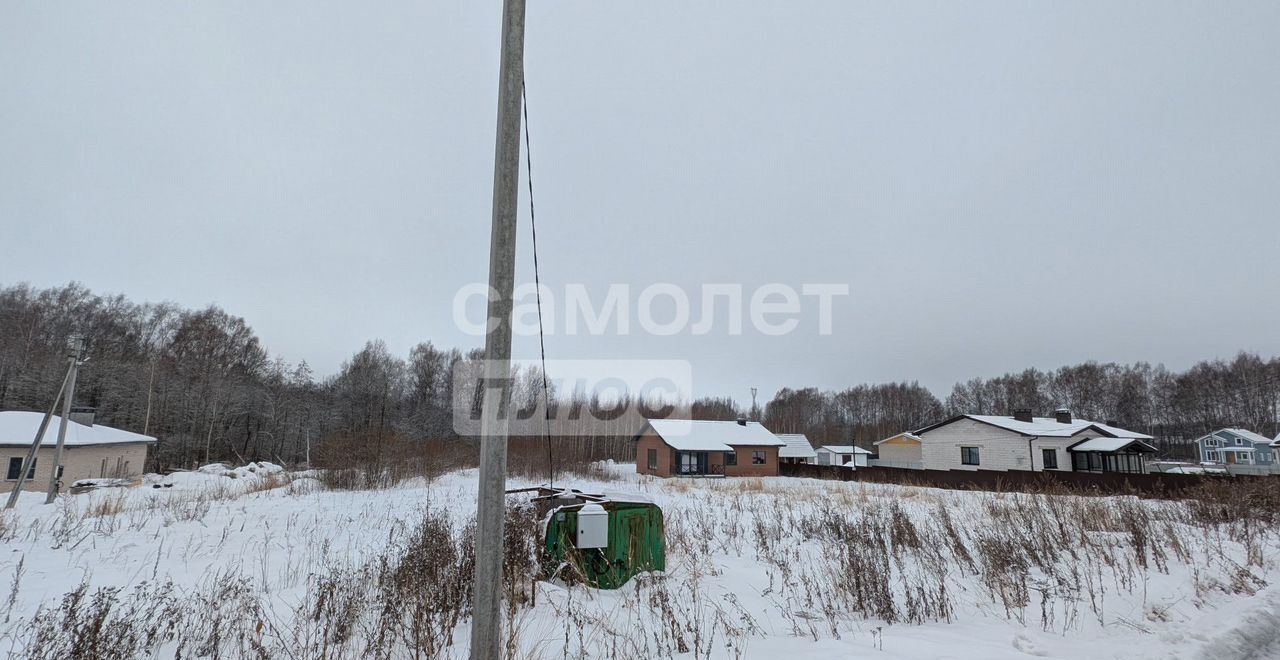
left=779, top=462, right=1271, bottom=499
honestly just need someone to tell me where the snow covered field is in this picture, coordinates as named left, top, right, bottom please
left=0, top=462, right=1277, bottom=659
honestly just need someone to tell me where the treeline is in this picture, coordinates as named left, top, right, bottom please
left=754, top=358, right=1280, bottom=456
left=0, top=283, right=637, bottom=473
left=1, top=281, right=337, bottom=471
left=760, top=382, right=945, bottom=445
left=1, top=282, right=1276, bottom=471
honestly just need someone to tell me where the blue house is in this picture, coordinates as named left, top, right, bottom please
left=1194, top=428, right=1276, bottom=465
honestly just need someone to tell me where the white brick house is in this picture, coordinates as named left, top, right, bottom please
left=913, top=409, right=1155, bottom=474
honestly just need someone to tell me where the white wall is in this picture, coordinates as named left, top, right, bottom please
left=815, top=448, right=866, bottom=467
left=919, top=418, right=1081, bottom=472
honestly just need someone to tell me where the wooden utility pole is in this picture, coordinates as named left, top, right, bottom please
left=469, top=0, right=525, bottom=657
left=142, top=357, right=157, bottom=437
left=45, top=337, right=85, bottom=504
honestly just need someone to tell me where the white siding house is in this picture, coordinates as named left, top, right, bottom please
left=1195, top=428, right=1276, bottom=465
left=913, top=409, right=1155, bottom=474
left=816, top=445, right=870, bottom=467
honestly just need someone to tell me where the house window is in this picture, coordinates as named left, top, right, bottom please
left=1236, top=438, right=1243, bottom=445
left=646, top=448, right=657, bottom=470
left=6, top=457, right=36, bottom=481
left=1042, top=448, right=1058, bottom=470
left=1207, top=451, right=1219, bottom=461
left=1073, top=452, right=1104, bottom=472
left=960, top=447, right=980, bottom=466
left=752, top=450, right=766, bottom=465
left=1207, top=438, right=1217, bottom=447
left=724, top=451, right=737, bottom=466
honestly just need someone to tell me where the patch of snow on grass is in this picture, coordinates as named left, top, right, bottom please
left=0, top=464, right=1274, bottom=659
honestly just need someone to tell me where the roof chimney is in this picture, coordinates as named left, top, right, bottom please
left=1105, top=420, right=1119, bottom=428
left=736, top=416, right=747, bottom=426
left=1054, top=408, right=1072, bottom=424
left=1013, top=408, right=1034, bottom=423
left=69, top=406, right=95, bottom=427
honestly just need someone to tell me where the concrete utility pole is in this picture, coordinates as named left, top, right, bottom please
left=4, top=366, right=72, bottom=509
left=45, top=337, right=85, bottom=504
left=469, top=0, right=525, bottom=657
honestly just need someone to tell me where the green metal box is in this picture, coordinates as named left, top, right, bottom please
left=543, top=500, right=665, bottom=590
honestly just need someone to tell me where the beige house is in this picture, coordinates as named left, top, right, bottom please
left=0, top=409, right=155, bottom=492
left=873, top=432, right=924, bottom=469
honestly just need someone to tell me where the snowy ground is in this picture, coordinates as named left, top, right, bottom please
left=0, top=462, right=1276, bottom=659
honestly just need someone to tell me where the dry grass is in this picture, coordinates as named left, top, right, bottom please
left=8, top=500, right=543, bottom=660
left=3, top=468, right=1277, bottom=658
left=720, top=477, right=768, bottom=493
left=242, top=472, right=292, bottom=495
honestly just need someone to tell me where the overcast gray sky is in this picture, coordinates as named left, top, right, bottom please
left=2, top=1, right=1278, bottom=404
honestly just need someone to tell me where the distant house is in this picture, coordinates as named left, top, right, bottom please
left=775, top=434, right=817, bottom=464
left=912, top=408, right=1156, bottom=474
left=872, top=432, right=923, bottom=469
left=1195, top=429, right=1276, bottom=466
left=0, top=409, right=156, bottom=492
left=815, top=445, right=871, bottom=467
left=634, top=418, right=785, bottom=477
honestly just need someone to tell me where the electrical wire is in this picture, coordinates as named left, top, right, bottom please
left=521, top=75, right=556, bottom=489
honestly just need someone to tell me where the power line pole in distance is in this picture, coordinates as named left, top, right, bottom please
left=45, top=336, right=85, bottom=505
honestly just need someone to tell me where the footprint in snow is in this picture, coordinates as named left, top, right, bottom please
left=1011, top=633, right=1049, bottom=657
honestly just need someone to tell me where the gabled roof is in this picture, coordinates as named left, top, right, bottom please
left=641, top=419, right=784, bottom=452
left=818, top=445, right=871, bottom=455
left=0, top=411, right=156, bottom=447
left=874, top=432, right=921, bottom=446
left=915, top=414, right=1152, bottom=440
left=1068, top=437, right=1157, bottom=453
left=1198, top=428, right=1275, bottom=446
left=775, top=433, right=818, bottom=459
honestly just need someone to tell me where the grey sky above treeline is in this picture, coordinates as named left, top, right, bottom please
left=2, top=1, right=1277, bottom=404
